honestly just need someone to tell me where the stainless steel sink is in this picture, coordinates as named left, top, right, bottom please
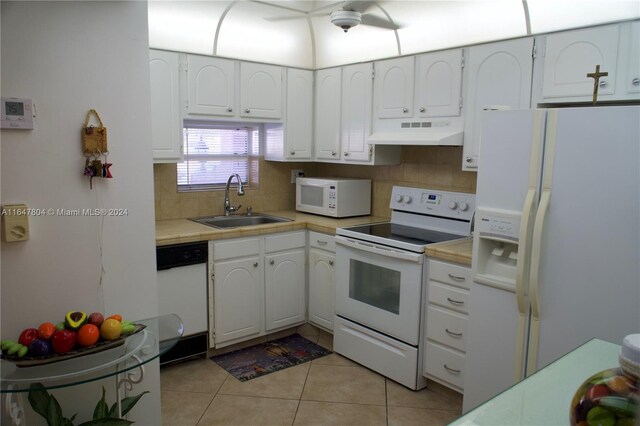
left=190, top=214, right=292, bottom=229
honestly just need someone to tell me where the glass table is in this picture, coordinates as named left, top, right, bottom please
left=450, top=338, right=621, bottom=425
left=1, top=314, right=183, bottom=424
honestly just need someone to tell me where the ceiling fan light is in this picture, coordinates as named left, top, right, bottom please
left=330, top=10, right=361, bottom=32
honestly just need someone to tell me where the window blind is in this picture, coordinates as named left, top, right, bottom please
left=178, top=122, right=259, bottom=191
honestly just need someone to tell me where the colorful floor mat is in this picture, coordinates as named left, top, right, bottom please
left=211, top=334, right=332, bottom=382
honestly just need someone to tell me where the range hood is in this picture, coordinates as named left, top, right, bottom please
left=368, top=128, right=463, bottom=146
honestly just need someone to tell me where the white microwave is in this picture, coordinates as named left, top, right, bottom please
left=296, top=177, right=371, bottom=218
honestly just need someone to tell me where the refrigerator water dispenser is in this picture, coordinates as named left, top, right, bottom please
left=473, top=209, right=521, bottom=291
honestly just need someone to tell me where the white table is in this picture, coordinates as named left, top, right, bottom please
left=451, top=339, right=621, bottom=425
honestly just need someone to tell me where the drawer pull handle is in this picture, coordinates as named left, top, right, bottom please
left=447, top=273, right=466, bottom=281
left=444, top=364, right=461, bottom=374
left=329, top=260, right=334, bottom=266
left=447, top=297, right=465, bottom=305
left=269, top=260, right=275, bottom=265
left=445, top=328, right=463, bottom=337
left=317, top=240, right=328, bottom=246
left=253, top=262, right=259, bottom=267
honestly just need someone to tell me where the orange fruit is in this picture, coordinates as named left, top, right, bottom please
left=77, top=324, right=100, bottom=347
left=37, top=322, right=56, bottom=340
left=107, top=314, right=122, bottom=322
left=100, top=318, right=122, bottom=341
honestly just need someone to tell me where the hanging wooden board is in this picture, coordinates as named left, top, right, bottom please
left=82, top=109, right=108, bottom=155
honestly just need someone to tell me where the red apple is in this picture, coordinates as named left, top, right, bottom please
left=88, top=312, right=104, bottom=328
left=50, top=329, right=77, bottom=354
left=18, top=328, right=38, bottom=347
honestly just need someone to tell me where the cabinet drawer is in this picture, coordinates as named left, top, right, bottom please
left=265, top=231, right=306, bottom=252
left=308, top=231, right=335, bottom=252
left=428, top=281, right=469, bottom=314
left=428, top=259, right=471, bottom=289
left=426, top=305, right=468, bottom=352
left=213, top=237, right=260, bottom=260
left=425, top=341, right=465, bottom=390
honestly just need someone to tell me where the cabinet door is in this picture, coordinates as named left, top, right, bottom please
left=314, top=68, right=342, bottom=161
left=149, top=50, right=182, bottom=161
left=341, top=63, right=373, bottom=162
left=374, top=57, right=414, bottom=118
left=463, top=38, right=533, bottom=170
left=265, top=249, right=306, bottom=331
left=187, top=55, right=236, bottom=116
left=623, top=21, right=640, bottom=96
left=241, top=62, right=283, bottom=119
left=286, top=69, right=313, bottom=160
left=416, top=50, right=463, bottom=117
left=542, top=25, right=619, bottom=100
left=308, top=248, right=335, bottom=331
left=213, top=256, right=262, bottom=344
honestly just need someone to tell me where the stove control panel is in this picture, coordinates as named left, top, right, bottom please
left=390, top=186, right=476, bottom=221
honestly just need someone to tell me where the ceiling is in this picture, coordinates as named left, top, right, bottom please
left=148, top=0, right=640, bottom=69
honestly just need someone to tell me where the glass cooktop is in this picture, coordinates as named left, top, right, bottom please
left=342, top=222, right=462, bottom=247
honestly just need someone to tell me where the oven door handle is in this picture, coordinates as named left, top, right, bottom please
left=334, top=236, right=424, bottom=264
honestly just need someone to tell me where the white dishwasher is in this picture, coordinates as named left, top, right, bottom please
left=157, top=242, right=209, bottom=364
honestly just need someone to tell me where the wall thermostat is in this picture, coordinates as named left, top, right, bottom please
left=1, top=97, right=35, bottom=129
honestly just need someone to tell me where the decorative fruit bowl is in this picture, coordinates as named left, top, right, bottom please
left=0, top=311, right=146, bottom=368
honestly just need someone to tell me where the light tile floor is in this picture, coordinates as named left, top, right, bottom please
left=160, top=325, right=462, bottom=426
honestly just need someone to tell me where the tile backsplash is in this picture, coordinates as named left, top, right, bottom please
left=153, top=146, right=476, bottom=220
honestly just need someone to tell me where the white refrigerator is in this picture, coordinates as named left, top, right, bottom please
left=462, top=106, right=640, bottom=413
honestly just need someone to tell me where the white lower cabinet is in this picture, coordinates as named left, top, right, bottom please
left=308, top=231, right=336, bottom=332
left=265, top=248, right=306, bottom=331
left=211, top=237, right=262, bottom=347
left=211, top=231, right=306, bottom=348
left=424, top=258, right=472, bottom=392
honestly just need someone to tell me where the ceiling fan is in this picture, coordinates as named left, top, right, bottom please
left=264, top=1, right=400, bottom=33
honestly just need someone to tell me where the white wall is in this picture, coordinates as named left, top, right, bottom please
left=1, top=1, right=161, bottom=423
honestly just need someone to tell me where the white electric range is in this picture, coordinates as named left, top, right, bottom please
left=333, top=186, right=475, bottom=390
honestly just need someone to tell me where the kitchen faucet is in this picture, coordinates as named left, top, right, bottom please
left=224, top=173, right=245, bottom=216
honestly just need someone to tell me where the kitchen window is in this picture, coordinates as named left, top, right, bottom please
left=177, top=120, right=260, bottom=192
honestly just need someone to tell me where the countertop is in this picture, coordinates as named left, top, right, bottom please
left=425, top=237, right=473, bottom=266
left=155, top=210, right=388, bottom=246
left=156, top=211, right=475, bottom=265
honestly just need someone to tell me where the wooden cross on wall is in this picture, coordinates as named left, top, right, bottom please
left=586, top=65, right=608, bottom=105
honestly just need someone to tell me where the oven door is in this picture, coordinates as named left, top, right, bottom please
left=334, top=235, right=424, bottom=346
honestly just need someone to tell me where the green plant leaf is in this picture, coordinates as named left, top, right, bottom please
left=47, top=395, right=64, bottom=426
left=93, top=387, right=109, bottom=419
left=77, top=418, right=134, bottom=426
left=119, top=391, right=149, bottom=417
left=28, top=383, right=51, bottom=419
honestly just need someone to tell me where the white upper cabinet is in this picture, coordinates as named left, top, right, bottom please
left=534, top=22, right=640, bottom=103
left=462, top=38, right=534, bottom=170
left=149, top=50, right=183, bottom=162
left=341, top=63, right=374, bottom=162
left=264, top=68, right=312, bottom=162
left=624, top=21, right=640, bottom=96
left=187, top=55, right=236, bottom=116
left=374, top=57, right=415, bottom=119
left=541, top=25, right=619, bottom=100
left=415, top=50, right=463, bottom=117
left=314, top=67, right=342, bottom=161
left=240, top=62, right=283, bottom=119
left=285, top=68, right=313, bottom=160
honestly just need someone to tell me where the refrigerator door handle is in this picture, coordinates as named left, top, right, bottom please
left=513, top=187, right=536, bottom=381
left=526, top=188, right=551, bottom=376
